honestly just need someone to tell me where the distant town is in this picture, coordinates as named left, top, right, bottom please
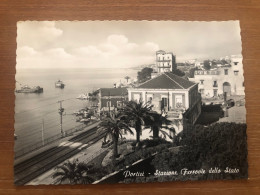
left=95, top=50, right=245, bottom=126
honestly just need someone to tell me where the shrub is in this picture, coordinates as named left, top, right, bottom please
left=172, top=68, right=185, bottom=77
left=115, top=143, right=171, bottom=170
left=152, top=122, right=248, bottom=180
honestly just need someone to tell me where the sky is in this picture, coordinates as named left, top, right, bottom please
left=16, top=21, right=242, bottom=69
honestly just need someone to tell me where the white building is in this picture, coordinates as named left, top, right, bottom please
left=189, top=55, right=245, bottom=98
left=156, top=50, right=176, bottom=73
left=128, top=72, right=202, bottom=127
left=194, top=61, right=204, bottom=68
left=185, top=59, right=196, bottom=65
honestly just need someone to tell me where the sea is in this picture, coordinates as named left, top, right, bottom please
left=14, top=68, right=137, bottom=153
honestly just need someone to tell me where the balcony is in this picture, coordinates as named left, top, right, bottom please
left=157, top=59, right=171, bottom=62
left=195, top=70, right=220, bottom=75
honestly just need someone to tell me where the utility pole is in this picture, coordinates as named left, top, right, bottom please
left=108, top=92, right=111, bottom=115
left=41, top=118, right=45, bottom=146
left=58, top=100, right=65, bottom=137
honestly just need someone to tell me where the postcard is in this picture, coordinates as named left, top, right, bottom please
left=14, top=21, right=247, bottom=185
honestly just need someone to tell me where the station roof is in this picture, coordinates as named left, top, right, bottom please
left=137, top=72, right=195, bottom=90
left=99, top=87, right=127, bottom=96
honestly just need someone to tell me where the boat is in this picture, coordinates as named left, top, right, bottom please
left=80, top=118, right=91, bottom=123
left=16, top=85, right=43, bottom=93
left=73, top=108, right=89, bottom=116
left=76, top=94, right=89, bottom=100
left=55, top=80, right=65, bottom=88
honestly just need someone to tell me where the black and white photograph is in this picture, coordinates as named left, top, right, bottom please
left=14, top=21, right=247, bottom=185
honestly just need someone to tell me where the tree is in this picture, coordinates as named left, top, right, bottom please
left=147, top=112, right=175, bottom=140
left=124, top=76, right=130, bottom=83
left=211, top=59, right=217, bottom=66
left=203, top=60, right=211, bottom=70
left=123, top=101, right=153, bottom=146
left=99, top=112, right=133, bottom=159
left=137, top=67, right=153, bottom=83
left=221, top=59, right=228, bottom=65
left=188, top=67, right=199, bottom=78
left=52, top=160, right=96, bottom=184
left=171, top=68, right=185, bottom=77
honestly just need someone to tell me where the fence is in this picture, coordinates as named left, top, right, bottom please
left=15, top=121, right=98, bottom=159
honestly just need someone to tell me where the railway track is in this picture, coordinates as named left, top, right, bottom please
left=14, top=126, right=106, bottom=185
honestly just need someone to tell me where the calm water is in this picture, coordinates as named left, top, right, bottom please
left=15, top=68, right=137, bottom=152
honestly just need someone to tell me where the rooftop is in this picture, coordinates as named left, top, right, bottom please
left=99, top=87, right=128, bottom=96
left=137, top=72, right=196, bottom=89
left=156, top=50, right=173, bottom=55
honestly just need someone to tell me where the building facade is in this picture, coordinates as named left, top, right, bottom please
left=97, top=87, right=128, bottom=113
left=128, top=72, right=201, bottom=129
left=189, top=55, right=245, bottom=98
left=156, top=50, right=176, bottom=73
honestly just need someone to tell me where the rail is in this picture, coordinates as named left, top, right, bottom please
left=15, top=128, right=105, bottom=185
left=15, top=121, right=99, bottom=159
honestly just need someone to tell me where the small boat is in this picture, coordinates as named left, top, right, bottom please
left=55, top=80, right=65, bottom=88
left=16, top=85, right=43, bottom=93
left=73, top=108, right=89, bottom=116
left=76, top=94, right=89, bottom=100
left=80, top=118, right=91, bottom=123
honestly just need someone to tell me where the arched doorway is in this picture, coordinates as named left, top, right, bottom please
left=223, top=82, right=231, bottom=96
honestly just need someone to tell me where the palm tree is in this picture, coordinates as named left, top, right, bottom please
left=52, top=160, right=96, bottom=184
left=124, top=76, right=130, bottom=83
left=148, top=112, right=176, bottom=140
left=123, top=101, right=153, bottom=146
left=99, top=112, right=133, bottom=159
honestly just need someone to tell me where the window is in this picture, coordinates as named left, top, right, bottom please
left=234, top=62, right=238, bottom=65
left=161, top=97, right=168, bottom=109
left=106, top=101, right=111, bottom=107
left=133, top=94, right=140, bottom=102
left=213, top=81, right=218, bottom=87
left=147, top=94, right=153, bottom=103
left=117, top=101, right=122, bottom=107
left=200, top=80, right=204, bottom=84
left=234, top=71, right=239, bottom=76
left=175, top=95, right=182, bottom=108
left=224, top=69, right=228, bottom=75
